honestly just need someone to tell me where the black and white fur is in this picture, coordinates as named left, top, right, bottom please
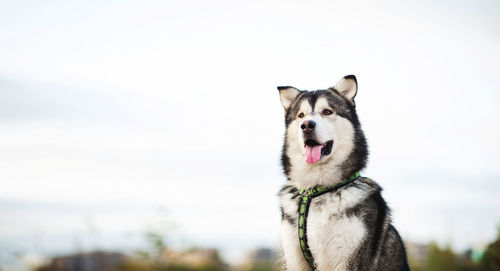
left=277, top=75, right=409, bottom=271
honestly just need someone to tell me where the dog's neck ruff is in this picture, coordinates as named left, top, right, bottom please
left=297, top=172, right=361, bottom=270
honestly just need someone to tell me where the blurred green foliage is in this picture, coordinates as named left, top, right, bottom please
left=424, top=242, right=459, bottom=271
left=119, top=260, right=225, bottom=271
left=409, top=228, right=500, bottom=271
left=240, top=262, right=278, bottom=271
left=35, top=227, right=500, bottom=271
left=119, top=231, right=227, bottom=271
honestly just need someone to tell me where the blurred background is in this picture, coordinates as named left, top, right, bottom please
left=1, top=0, right=499, bottom=270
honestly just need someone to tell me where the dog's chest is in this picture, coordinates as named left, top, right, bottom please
left=280, top=185, right=367, bottom=271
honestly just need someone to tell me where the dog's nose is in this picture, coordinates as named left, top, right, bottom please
left=301, top=120, right=316, bottom=132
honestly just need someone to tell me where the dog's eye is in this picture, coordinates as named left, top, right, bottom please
left=323, top=109, right=333, bottom=115
left=298, top=112, right=305, bottom=118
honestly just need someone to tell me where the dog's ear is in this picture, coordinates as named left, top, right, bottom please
left=333, top=75, right=358, bottom=107
left=278, top=86, right=301, bottom=111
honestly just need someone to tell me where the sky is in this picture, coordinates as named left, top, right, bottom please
left=1, top=0, right=500, bottom=266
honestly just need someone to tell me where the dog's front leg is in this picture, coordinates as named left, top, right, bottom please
left=280, top=222, right=313, bottom=271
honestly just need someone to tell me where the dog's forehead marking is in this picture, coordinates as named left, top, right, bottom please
left=298, top=100, right=312, bottom=113
left=294, top=91, right=322, bottom=113
left=315, top=97, right=330, bottom=111
left=286, top=90, right=353, bottom=124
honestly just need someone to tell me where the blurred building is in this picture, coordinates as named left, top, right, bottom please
left=405, top=241, right=429, bottom=267
left=162, top=247, right=227, bottom=269
left=240, top=248, right=278, bottom=271
left=36, top=251, right=126, bottom=271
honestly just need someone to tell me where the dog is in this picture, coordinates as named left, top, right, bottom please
left=277, top=75, right=410, bottom=271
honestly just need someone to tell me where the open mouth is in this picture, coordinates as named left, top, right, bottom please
left=304, top=139, right=334, bottom=164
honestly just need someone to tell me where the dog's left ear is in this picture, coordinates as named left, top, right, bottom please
left=333, top=75, right=358, bottom=107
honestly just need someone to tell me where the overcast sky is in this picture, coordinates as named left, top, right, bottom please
left=1, top=0, right=500, bottom=265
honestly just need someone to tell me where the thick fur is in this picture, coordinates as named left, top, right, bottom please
left=277, top=75, right=409, bottom=271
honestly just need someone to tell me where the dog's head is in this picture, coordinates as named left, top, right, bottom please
left=278, top=75, right=368, bottom=186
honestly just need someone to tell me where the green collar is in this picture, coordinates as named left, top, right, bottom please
left=297, top=172, right=361, bottom=269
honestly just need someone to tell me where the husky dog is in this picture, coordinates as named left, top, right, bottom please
left=277, top=75, right=409, bottom=271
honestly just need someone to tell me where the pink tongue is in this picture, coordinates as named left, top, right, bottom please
left=305, top=145, right=323, bottom=164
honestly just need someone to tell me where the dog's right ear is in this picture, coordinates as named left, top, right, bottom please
left=278, top=86, right=301, bottom=111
